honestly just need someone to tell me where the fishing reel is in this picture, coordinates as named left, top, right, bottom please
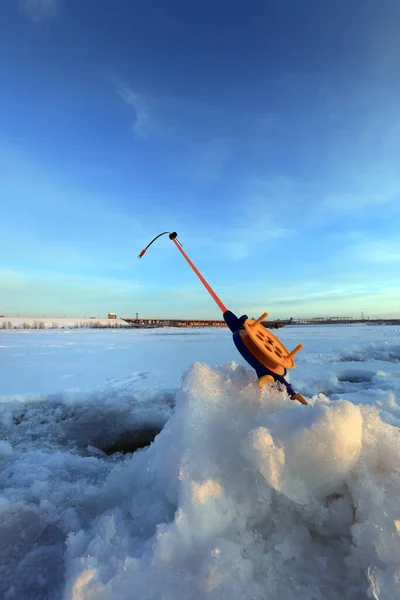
left=241, top=312, right=303, bottom=376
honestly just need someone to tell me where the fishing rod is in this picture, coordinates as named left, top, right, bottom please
left=139, top=231, right=307, bottom=404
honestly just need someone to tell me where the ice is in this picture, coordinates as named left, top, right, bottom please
left=1, top=325, right=400, bottom=599
left=0, top=440, right=12, bottom=457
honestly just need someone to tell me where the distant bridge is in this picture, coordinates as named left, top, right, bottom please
left=122, top=318, right=284, bottom=328
left=123, top=318, right=226, bottom=328
left=121, top=317, right=400, bottom=328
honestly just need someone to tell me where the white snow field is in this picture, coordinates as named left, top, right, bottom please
left=1, top=324, right=400, bottom=600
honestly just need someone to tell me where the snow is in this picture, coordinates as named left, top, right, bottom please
left=1, top=324, right=400, bottom=599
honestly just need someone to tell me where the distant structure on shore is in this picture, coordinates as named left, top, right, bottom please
left=118, top=316, right=400, bottom=328
left=1, top=315, right=399, bottom=330
left=123, top=317, right=286, bottom=329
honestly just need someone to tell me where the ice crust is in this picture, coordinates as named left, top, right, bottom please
left=2, top=355, right=400, bottom=599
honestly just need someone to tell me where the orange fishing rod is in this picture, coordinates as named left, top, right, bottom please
left=138, top=230, right=307, bottom=404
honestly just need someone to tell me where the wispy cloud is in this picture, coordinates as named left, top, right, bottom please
left=189, top=219, right=291, bottom=263
left=116, top=82, right=235, bottom=188
left=237, top=277, right=400, bottom=319
left=354, top=240, right=400, bottom=263
left=19, top=0, right=61, bottom=22
left=202, top=175, right=295, bottom=260
left=118, top=84, right=149, bottom=138
left=324, top=175, right=400, bottom=212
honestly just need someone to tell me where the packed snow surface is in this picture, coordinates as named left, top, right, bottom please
left=1, top=324, right=400, bottom=599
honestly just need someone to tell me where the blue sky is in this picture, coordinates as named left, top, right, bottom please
left=1, top=0, right=400, bottom=319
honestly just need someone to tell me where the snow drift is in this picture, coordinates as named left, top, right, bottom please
left=2, top=360, right=400, bottom=599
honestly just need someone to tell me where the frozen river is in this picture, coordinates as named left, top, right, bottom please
left=1, top=324, right=400, bottom=599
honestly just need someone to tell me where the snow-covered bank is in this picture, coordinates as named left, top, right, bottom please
left=1, top=325, right=400, bottom=599
left=0, top=317, right=130, bottom=329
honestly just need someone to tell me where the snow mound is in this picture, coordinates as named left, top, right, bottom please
left=2, top=362, right=400, bottom=599
left=64, top=363, right=400, bottom=600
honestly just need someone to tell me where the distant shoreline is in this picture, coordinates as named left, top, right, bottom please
left=1, top=316, right=399, bottom=330
left=0, top=317, right=131, bottom=329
